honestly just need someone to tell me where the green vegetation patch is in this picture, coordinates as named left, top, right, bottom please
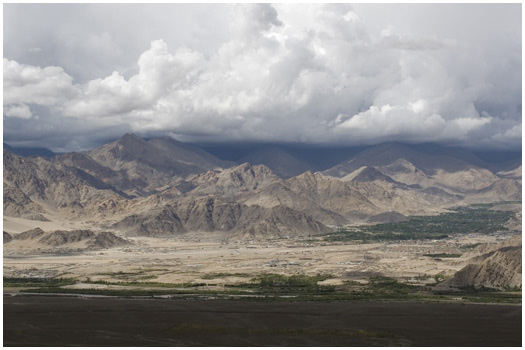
left=94, top=268, right=167, bottom=281
left=9, top=274, right=521, bottom=304
left=459, top=243, right=482, bottom=251
left=201, top=272, right=253, bottom=280
left=324, top=204, right=515, bottom=242
left=84, top=279, right=207, bottom=289
left=3, top=277, right=76, bottom=288
left=253, top=273, right=332, bottom=287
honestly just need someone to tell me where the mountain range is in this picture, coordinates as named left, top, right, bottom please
left=3, top=134, right=522, bottom=239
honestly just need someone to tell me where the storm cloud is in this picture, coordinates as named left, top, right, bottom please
left=3, top=3, right=521, bottom=151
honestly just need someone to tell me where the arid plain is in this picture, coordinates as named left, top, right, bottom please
left=3, top=213, right=519, bottom=288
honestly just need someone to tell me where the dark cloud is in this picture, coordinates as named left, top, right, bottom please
left=3, top=4, right=522, bottom=151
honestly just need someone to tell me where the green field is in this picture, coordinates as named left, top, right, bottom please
left=324, top=203, right=517, bottom=242
left=6, top=274, right=521, bottom=304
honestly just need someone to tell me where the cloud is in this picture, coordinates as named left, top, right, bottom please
left=3, top=59, right=78, bottom=106
left=3, top=4, right=233, bottom=82
left=62, top=39, right=207, bottom=119
left=332, top=101, right=493, bottom=144
left=381, top=32, right=456, bottom=51
left=3, top=4, right=521, bottom=151
left=232, top=3, right=282, bottom=39
left=3, top=103, right=32, bottom=119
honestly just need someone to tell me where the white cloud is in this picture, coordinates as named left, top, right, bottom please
left=487, top=124, right=522, bottom=149
left=62, top=40, right=207, bottom=118
left=4, top=103, right=32, bottom=119
left=232, top=3, right=282, bottom=39
left=3, top=58, right=78, bottom=106
left=2, top=4, right=521, bottom=150
left=380, top=28, right=456, bottom=51
left=332, top=101, right=494, bottom=146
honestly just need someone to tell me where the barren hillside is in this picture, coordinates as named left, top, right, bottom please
left=441, top=236, right=522, bottom=290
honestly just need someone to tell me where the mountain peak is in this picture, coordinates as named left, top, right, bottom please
left=148, top=136, right=236, bottom=170
left=294, top=170, right=316, bottom=179
left=352, top=166, right=396, bottom=183
left=239, top=145, right=315, bottom=178
left=323, top=142, right=492, bottom=177
left=230, top=162, right=276, bottom=178
left=236, top=162, right=253, bottom=169
left=115, top=133, right=145, bottom=145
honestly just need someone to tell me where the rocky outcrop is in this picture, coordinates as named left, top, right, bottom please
left=189, top=163, right=280, bottom=198
left=114, top=205, right=186, bottom=237
left=14, top=227, right=46, bottom=240
left=442, top=236, right=522, bottom=290
left=12, top=228, right=131, bottom=250
left=3, top=231, right=13, bottom=243
left=38, top=230, right=97, bottom=246
left=87, top=231, right=131, bottom=249
left=233, top=205, right=330, bottom=239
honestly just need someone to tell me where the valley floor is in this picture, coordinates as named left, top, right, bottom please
left=3, top=219, right=518, bottom=287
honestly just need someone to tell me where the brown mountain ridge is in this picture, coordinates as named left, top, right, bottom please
left=3, top=135, right=521, bottom=239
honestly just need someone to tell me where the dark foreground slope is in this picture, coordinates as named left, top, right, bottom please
left=3, top=296, right=521, bottom=347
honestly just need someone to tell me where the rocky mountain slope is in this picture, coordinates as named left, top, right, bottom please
left=442, top=236, right=522, bottom=290
left=4, top=151, right=125, bottom=220
left=148, top=136, right=236, bottom=171
left=324, top=143, right=486, bottom=176
left=188, top=163, right=280, bottom=198
left=85, top=134, right=233, bottom=195
left=114, top=196, right=329, bottom=239
left=5, top=227, right=131, bottom=251
left=323, top=143, right=521, bottom=204
left=3, top=135, right=521, bottom=238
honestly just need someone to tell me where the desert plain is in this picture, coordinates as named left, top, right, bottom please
left=3, top=215, right=518, bottom=288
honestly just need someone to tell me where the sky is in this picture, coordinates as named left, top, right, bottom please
left=3, top=3, right=522, bottom=152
